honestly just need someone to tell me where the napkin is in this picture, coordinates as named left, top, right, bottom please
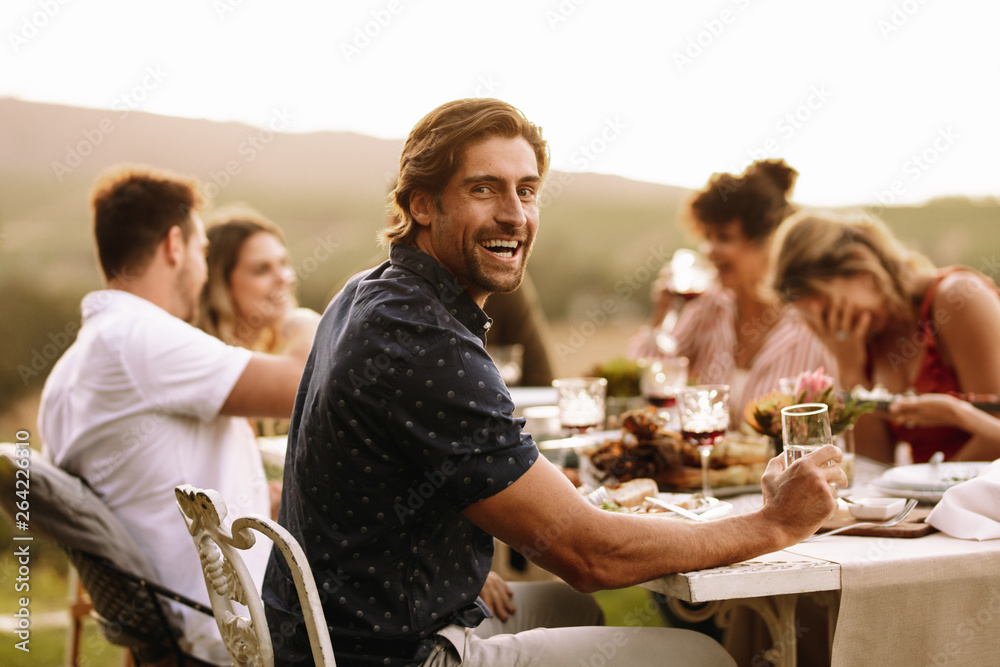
left=926, top=458, right=1000, bottom=540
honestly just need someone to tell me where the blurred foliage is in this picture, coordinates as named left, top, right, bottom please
left=2, top=172, right=999, bottom=413
left=591, top=356, right=643, bottom=397
left=0, top=280, right=83, bottom=409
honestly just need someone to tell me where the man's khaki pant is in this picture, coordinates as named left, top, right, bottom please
left=422, top=581, right=735, bottom=666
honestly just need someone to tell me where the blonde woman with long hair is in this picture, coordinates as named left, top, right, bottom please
left=771, top=209, right=1000, bottom=463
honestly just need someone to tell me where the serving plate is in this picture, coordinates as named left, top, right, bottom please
left=875, top=461, right=989, bottom=492
left=868, top=481, right=947, bottom=504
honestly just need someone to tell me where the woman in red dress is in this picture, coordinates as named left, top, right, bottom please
left=771, top=209, right=1000, bottom=463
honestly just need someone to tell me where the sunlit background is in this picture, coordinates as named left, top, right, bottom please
left=2, top=0, right=1000, bottom=429
left=3, top=0, right=999, bottom=206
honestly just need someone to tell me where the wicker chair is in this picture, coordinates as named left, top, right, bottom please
left=0, top=443, right=217, bottom=665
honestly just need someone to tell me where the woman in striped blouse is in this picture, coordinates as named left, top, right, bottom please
left=631, top=159, right=835, bottom=424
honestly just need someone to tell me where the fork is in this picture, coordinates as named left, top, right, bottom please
left=803, top=498, right=918, bottom=541
left=583, top=486, right=610, bottom=507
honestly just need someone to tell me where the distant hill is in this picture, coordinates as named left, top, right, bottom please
left=2, top=98, right=999, bottom=404
left=0, top=97, right=692, bottom=309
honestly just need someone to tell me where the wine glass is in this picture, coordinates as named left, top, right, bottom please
left=639, top=356, right=689, bottom=429
left=680, top=384, right=730, bottom=498
left=552, top=377, right=607, bottom=435
left=781, top=403, right=833, bottom=467
left=654, top=249, right=717, bottom=352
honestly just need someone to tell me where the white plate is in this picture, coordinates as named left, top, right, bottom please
left=650, top=493, right=734, bottom=519
left=869, top=480, right=945, bottom=504
left=876, top=461, right=990, bottom=492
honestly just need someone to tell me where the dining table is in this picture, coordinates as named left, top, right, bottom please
left=260, top=388, right=1000, bottom=666
left=637, top=456, right=1000, bottom=667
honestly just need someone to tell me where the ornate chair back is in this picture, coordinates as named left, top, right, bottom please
left=174, top=484, right=336, bottom=666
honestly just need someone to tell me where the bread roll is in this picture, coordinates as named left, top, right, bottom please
left=606, top=478, right=659, bottom=507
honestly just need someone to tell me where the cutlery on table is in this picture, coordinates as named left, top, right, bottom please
left=644, top=496, right=707, bottom=521
left=803, top=498, right=918, bottom=541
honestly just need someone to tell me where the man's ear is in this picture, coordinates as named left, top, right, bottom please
left=409, top=191, right=434, bottom=228
left=163, top=225, right=185, bottom=267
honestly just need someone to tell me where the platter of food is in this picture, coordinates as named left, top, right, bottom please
left=586, top=478, right=734, bottom=518
left=580, top=407, right=770, bottom=496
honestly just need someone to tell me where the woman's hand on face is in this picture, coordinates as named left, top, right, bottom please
left=800, top=295, right=871, bottom=385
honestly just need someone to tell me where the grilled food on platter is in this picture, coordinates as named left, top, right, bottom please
left=587, top=407, right=770, bottom=491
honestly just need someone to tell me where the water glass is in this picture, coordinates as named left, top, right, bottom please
left=552, top=377, right=607, bottom=435
left=781, top=403, right=833, bottom=467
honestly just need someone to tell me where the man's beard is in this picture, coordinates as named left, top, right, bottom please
left=466, top=240, right=531, bottom=295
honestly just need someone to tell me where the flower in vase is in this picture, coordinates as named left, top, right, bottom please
left=745, top=367, right=873, bottom=439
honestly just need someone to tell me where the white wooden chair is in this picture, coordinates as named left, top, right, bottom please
left=174, top=485, right=336, bottom=666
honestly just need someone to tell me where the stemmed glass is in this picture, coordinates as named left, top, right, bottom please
left=680, top=385, right=730, bottom=498
left=654, top=249, right=716, bottom=353
left=639, top=356, right=689, bottom=429
left=781, top=403, right=833, bottom=467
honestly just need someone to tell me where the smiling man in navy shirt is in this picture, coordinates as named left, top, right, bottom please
left=264, top=98, right=843, bottom=667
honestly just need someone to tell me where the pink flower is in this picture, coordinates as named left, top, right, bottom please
left=793, top=367, right=833, bottom=403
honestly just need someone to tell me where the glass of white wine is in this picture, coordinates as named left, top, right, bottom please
left=781, top=403, right=833, bottom=467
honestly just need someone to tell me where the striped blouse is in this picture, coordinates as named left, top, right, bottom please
left=632, top=287, right=837, bottom=425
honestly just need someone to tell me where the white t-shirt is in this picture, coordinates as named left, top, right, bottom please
left=39, top=290, right=270, bottom=664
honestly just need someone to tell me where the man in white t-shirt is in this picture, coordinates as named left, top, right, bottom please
left=38, top=164, right=310, bottom=664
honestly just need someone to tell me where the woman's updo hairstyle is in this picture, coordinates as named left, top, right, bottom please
left=688, top=159, right=798, bottom=245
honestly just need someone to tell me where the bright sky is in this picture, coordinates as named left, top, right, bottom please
left=3, top=0, right=998, bottom=207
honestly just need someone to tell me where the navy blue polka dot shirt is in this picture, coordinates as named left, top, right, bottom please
left=264, top=244, right=538, bottom=666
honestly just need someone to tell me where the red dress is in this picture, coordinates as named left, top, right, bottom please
left=886, top=268, right=997, bottom=462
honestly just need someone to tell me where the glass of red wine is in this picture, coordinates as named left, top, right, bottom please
left=552, top=377, right=607, bottom=435
left=654, top=249, right=716, bottom=353
left=680, top=384, right=730, bottom=498
left=640, top=356, right=689, bottom=429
